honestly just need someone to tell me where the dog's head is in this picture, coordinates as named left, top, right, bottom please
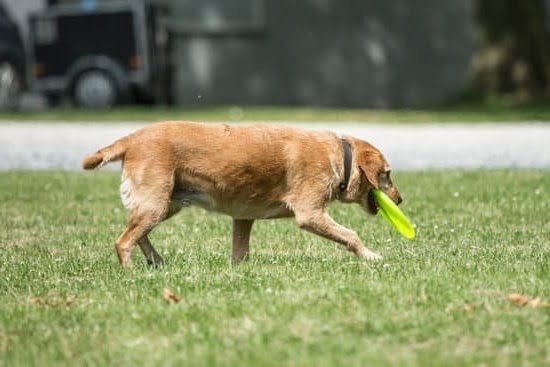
left=351, top=140, right=402, bottom=215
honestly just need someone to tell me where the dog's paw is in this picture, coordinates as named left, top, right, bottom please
left=357, top=248, right=383, bottom=261
left=147, top=255, right=165, bottom=267
left=145, top=251, right=165, bottom=267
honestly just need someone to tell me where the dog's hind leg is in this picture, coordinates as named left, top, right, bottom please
left=116, top=169, right=175, bottom=266
left=136, top=204, right=182, bottom=266
left=115, top=208, right=165, bottom=267
left=232, top=219, right=254, bottom=264
left=137, top=235, right=164, bottom=266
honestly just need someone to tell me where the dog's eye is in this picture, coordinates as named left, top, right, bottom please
left=379, top=172, right=390, bottom=188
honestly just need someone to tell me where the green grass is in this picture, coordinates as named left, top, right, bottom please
left=1, top=170, right=548, bottom=366
left=2, top=103, right=550, bottom=122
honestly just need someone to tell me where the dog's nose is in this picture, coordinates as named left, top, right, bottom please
left=396, top=195, right=403, bottom=205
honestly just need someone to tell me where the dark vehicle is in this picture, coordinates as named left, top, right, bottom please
left=29, top=0, right=167, bottom=108
left=0, top=1, right=25, bottom=110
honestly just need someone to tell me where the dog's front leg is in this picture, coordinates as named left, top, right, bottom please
left=232, top=219, right=254, bottom=264
left=295, top=210, right=382, bottom=260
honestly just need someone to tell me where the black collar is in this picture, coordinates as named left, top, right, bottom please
left=339, top=139, right=352, bottom=192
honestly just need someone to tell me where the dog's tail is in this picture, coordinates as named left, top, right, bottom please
left=82, top=136, right=130, bottom=170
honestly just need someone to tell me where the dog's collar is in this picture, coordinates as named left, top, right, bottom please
left=339, top=139, right=352, bottom=192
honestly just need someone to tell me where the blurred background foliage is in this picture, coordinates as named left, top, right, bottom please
left=473, top=0, right=550, bottom=105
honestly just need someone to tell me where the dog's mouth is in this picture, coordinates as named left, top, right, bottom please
left=367, top=189, right=379, bottom=215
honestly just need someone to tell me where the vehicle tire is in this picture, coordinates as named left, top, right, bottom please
left=0, top=61, right=22, bottom=111
left=73, top=70, right=118, bottom=108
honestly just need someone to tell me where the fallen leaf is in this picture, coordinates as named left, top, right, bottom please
left=508, top=293, right=529, bottom=306
left=28, top=296, right=41, bottom=305
left=527, top=297, right=550, bottom=308
left=162, top=288, right=181, bottom=304
left=28, top=293, right=77, bottom=308
left=507, top=293, right=549, bottom=308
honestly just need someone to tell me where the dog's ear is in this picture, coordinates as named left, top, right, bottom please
left=357, top=149, right=382, bottom=189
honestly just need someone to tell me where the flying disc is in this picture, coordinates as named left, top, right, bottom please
left=372, top=189, right=415, bottom=239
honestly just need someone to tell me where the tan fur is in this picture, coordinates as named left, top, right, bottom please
left=82, top=121, right=402, bottom=266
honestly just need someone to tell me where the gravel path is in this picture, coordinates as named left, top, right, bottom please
left=1, top=121, right=549, bottom=170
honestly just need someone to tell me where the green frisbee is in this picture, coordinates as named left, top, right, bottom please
left=372, top=189, right=415, bottom=239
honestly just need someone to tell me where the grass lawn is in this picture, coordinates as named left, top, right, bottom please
left=0, top=170, right=548, bottom=366
left=2, top=103, right=550, bottom=122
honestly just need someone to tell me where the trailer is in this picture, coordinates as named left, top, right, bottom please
left=28, top=0, right=168, bottom=108
left=0, top=0, right=25, bottom=110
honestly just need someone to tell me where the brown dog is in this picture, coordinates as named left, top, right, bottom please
left=82, top=121, right=402, bottom=266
